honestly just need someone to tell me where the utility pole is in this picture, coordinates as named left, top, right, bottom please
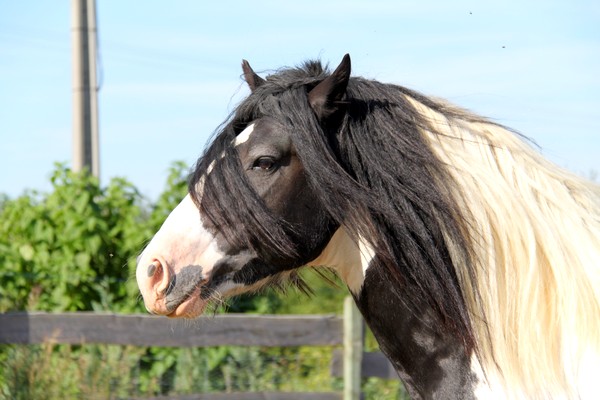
left=71, top=0, right=99, bottom=178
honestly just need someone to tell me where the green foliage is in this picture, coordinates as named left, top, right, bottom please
left=1, top=165, right=143, bottom=312
left=0, top=343, right=347, bottom=400
left=0, top=162, right=191, bottom=313
left=0, top=343, right=148, bottom=400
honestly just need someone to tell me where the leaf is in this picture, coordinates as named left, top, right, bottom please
left=74, top=252, right=91, bottom=270
left=19, top=244, right=34, bottom=261
left=75, top=191, right=91, bottom=214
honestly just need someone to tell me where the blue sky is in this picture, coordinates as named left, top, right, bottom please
left=1, top=1, right=598, bottom=200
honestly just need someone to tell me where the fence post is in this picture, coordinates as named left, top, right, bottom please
left=343, top=295, right=363, bottom=400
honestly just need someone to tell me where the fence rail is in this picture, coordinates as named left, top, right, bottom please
left=0, top=312, right=343, bottom=347
left=0, top=298, right=398, bottom=400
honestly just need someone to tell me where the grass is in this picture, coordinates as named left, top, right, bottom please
left=0, top=342, right=407, bottom=400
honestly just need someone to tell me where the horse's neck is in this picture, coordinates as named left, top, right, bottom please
left=309, top=228, right=480, bottom=398
left=355, top=262, right=479, bottom=399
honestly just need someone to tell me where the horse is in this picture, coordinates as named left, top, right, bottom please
left=136, top=54, right=600, bottom=399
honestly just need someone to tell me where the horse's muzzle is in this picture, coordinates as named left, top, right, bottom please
left=138, top=258, right=207, bottom=317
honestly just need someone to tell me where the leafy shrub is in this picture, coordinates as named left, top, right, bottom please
left=0, top=164, right=153, bottom=312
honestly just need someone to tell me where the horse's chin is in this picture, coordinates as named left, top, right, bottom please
left=166, top=286, right=208, bottom=319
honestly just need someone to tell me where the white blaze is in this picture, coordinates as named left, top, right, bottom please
left=205, top=123, right=255, bottom=176
left=234, top=123, right=255, bottom=146
left=136, top=195, right=226, bottom=304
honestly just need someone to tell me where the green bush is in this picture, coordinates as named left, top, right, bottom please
left=0, top=162, right=198, bottom=313
left=3, top=165, right=146, bottom=312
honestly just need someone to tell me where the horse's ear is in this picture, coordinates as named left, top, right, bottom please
left=242, top=60, right=266, bottom=91
left=308, top=54, right=351, bottom=122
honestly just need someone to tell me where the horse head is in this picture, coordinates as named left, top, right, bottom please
left=136, top=55, right=355, bottom=318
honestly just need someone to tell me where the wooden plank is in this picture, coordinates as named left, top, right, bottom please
left=0, top=312, right=343, bottom=347
left=136, top=392, right=342, bottom=400
left=331, top=350, right=399, bottom=380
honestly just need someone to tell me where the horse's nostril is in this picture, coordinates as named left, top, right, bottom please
left=148, top=261, right=160, bottom=277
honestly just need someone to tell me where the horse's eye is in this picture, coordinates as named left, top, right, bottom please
left=253, top=157, right=276, bottom=171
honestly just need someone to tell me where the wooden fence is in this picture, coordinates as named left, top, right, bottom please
left=0, top=297, right=397, bottom=400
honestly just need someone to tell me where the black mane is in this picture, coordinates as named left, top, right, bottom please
left=191, top=60, right=484, bottom=352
